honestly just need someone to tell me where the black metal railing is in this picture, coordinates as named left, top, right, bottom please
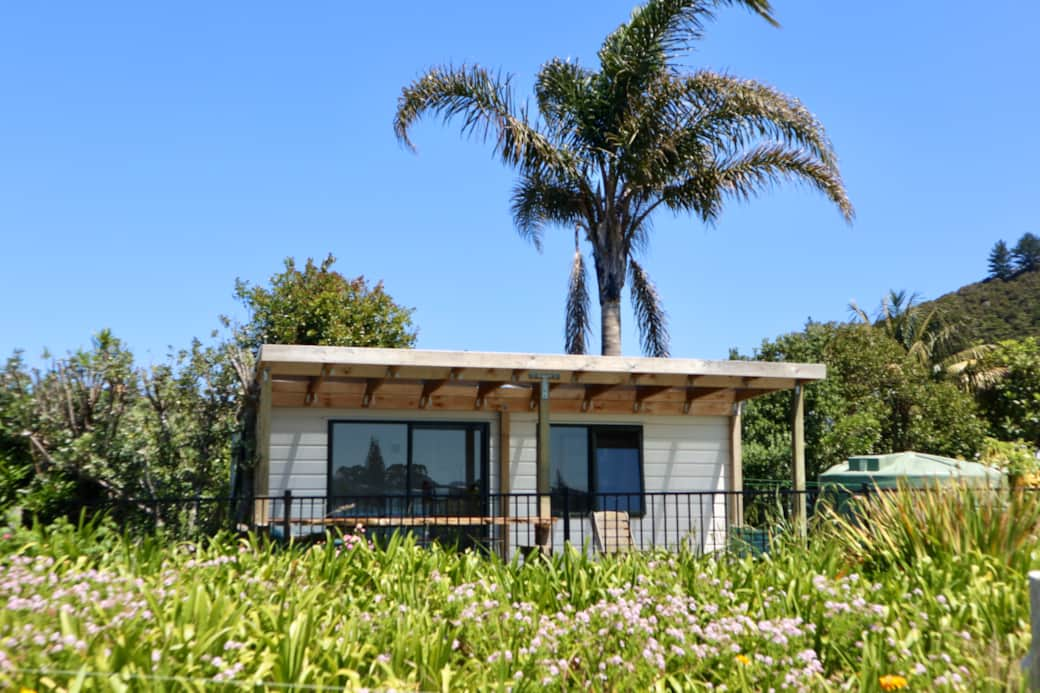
left=74, top=488, right=824, bottom=556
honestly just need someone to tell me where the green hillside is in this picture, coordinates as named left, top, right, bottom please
left=924, top=269, right=1040, bottom=345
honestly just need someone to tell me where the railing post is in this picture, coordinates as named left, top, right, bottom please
left=561, top=487, right=570, bottom=545
left=1025, top=571, right=1040, bottom=690
left=282, top=489, right=292, bottom=542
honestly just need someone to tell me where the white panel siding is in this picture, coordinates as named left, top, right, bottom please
left=505, top=413, right=731, bottom=554
left=265, top=407, right=731, bottom=551
left=267, top=406, right=498, bottom=498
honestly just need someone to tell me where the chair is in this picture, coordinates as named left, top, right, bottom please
left=590, top=511, right=635, bottom=554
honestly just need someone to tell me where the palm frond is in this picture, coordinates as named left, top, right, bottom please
left=848, top=300, right=871, bottom=324
left=394, top=64, right=574, bottom=175
left=671, top=71, right=838, bottom=170
left=940, top=344, right=1005, bottom=391
left=511, top=169, right=588, bottom=250
left=662, top=143, right=853, bottom=223
left=565, top=233, right=592, bottom=354
left=535, top=59, right=599, bottom=147
left=629, top=259, right=670, bottom=357
left=599, top=0, right=776, bottom=82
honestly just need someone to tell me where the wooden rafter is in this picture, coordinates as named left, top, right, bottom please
left=528, top=382, right=560, bottom=411
left=632, top=386, right=671, bottom=412
left=258, top=346, right=825, bottom=412
left=304, top=365, right=330, bottom=406
left=475, top=382, right=506, bottom=409
left=361, top=378, right=384, bottom=408
left=734, top=388, right=775, bottom=402
left=581, top=383, right=618, bottom=411
left=683, top=387, right=727, bottom=414
left=419, top=379, right=449, bottom=409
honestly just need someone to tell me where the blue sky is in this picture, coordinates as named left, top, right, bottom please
left=2, top=2, right=1037, bottom=365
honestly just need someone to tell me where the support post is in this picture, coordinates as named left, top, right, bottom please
left=282, top=488, right=292, bottom=542
left=1024, top=571, right=1040, bottom=690
left=535, top=377, right=552, bottom=551
left=498, top=410, right=511, bottom=559
left=253, top=368, right=272, bottom=528
left=728, top=402, right=744, bottom=529
left=790, top=384, right=807, bottom=538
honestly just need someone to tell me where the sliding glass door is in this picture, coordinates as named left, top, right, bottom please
left=329, top=420, right=488, bottom=516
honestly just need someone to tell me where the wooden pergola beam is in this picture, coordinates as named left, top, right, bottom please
left=581, top=383, right=618, bottom=411
left=258, top=345, right=827, bottom=383
left=529, top=382, right=560, bottom=411
left=633, top=386, right=671, bottom=412
left=361, top=378, right=384, bottom=408
left=475, top=382, right=506, bottom=409
left=683, top=387, right=727, bottom=413
left=304, top=365, right=331, bottom=406
left=732, top=385, right=782, bottom=401
left=419, top=379, right=449, bottom=409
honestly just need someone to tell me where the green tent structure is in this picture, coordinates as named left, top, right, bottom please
left=818, top=451, right=1004, bottom=491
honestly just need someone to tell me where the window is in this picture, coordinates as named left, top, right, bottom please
left=328, top=421, right=488, bottom=516
left=550, top=425, right=644, bottom=516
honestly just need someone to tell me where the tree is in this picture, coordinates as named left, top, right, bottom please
left=849, top=290, right=956, bottom=368
left=737, top=322, right=987, bottom=482
left=848, top=289, right=994, bottom=389
left=1013, top=232, right=1040, bottom=273
left=0, top=258, right=419, bottom=527
left=0, top=330, right=249, bottom=526
left=234, top=255, right=417, bottom=354
left=988, top=240, right=1015, bottom=280
left=974, top=337, right=1040, bottom=447
left=394, top=0, right=852, bottom=357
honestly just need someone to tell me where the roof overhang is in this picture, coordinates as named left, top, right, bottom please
left=256, top=345, right=825, bottom=416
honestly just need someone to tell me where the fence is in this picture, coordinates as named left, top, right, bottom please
left=81, top=488, right=822, bottom=557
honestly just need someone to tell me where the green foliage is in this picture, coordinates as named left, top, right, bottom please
left=738, top=323, right=986, bottom=483
left=234, top=254, right=416, bottom=354
left=920, top=253, right=1040, bottom=346
left=988, top=239, right=1014, bottom=280
left=0, top=256, right=417, bottom=525
left=819, top=483, right=1040, bottom=576
left=3, top=494, right=1037, bottom=691
left=1013, top=232, right=1040, bottom=272
left=980, top=437, right=1039, bottom=478
left=395, top=0, right=851, bottom=356
left=975, top=337, right=1040, bottom=446
left=0, top=331, right=247, bottom=525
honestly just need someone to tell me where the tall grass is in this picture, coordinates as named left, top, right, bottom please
left=818, top=484, right=1040, bottom=575
left=0, top=491, right=1036, bottom=691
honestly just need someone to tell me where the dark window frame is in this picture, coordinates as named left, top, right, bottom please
left=326, top=419, right=490, bottom=514
left=550, top=423, right=645, bottom=517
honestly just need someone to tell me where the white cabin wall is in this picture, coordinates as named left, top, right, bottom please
left=266, top=408, right=498, bottom=524
left=506, top=412, right=729, bottom=493
left=265, top=407, right=731, bottom=551
left=506, top=412, right=730, bottom=552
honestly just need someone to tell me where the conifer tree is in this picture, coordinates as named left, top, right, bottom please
left=1013, top=233, right=1040, bottom=273
left=988, top=240, right=1014, bottom=280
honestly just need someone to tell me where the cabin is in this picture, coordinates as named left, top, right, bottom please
left=250, top=345, right=824, bottom=555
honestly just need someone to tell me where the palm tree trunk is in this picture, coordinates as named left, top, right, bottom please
left=601, top=298, right=622, bottom=356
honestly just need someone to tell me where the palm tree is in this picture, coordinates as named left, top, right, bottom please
left=395, top=0, right=854, bottom=357
left=849, top=289, right=998, bottom=390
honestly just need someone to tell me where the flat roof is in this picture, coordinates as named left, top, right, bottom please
left=257, top=345, right=825, bottom=416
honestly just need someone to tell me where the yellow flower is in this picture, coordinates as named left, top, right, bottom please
left=20, top=688, right=37, bottom=693
left=735, top=654, right=750, bottom=666
left=879, top=674, right=908, bottom=690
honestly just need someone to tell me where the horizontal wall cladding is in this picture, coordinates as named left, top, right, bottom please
left=505, top=412, right=731, bottom=552
left=267, top=408, right=732, bottom=550
left=267, top=408, right=499, bottom=498
left=507, top=413, right=729, bottom=493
